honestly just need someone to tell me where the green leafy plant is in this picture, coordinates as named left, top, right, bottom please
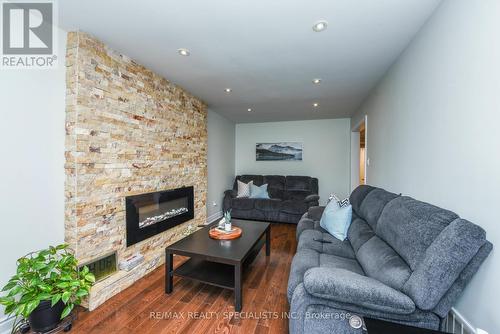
left=0, top=244, right=95, bottom=331
left=224, top=210, right=232, bottom=223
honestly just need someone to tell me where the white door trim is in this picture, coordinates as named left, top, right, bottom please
left=350, top=115, right=368, bottom=188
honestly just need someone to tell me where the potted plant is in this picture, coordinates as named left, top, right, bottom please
left=0, top=244, right=95, bottom=333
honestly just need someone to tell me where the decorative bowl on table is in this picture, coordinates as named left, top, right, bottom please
left=209, top=226, right=242, bottom=240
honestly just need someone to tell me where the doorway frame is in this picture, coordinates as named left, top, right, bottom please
left=350, top=115, right=368, bottom=190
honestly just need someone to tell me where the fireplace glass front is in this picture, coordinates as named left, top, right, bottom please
left=126, top=186, right=194, bottom=246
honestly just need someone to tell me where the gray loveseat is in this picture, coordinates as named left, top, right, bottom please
left=288, top=185, right=492, bottom=333
left=222, top=175, right=319, bottom=224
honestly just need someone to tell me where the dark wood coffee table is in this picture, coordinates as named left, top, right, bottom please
left=165, top=219, right=271, bottom=312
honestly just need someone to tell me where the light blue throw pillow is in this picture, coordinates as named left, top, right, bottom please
left=249, top=183, right=270, bottom=199
left=320, top=201, right=353, bottom=241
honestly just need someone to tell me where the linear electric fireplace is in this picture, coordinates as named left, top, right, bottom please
left=126, top=186, right=194, bottom=246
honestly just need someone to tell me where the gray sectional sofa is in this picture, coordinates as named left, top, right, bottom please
left=222, top=175, right=319, bottom=224
left=288, top=185, right=492, bottom=334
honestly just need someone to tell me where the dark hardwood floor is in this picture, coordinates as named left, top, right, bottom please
left=73, top=223, right=297, bottom=334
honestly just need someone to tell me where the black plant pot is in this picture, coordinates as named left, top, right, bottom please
left=28, top=300, right=65, bottom=333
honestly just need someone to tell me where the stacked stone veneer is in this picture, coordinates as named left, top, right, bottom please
left=64, top=32, right=207, bottom=310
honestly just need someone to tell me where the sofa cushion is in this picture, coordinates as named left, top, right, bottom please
left=347, top=217, right=376, bottom=253
left=285, top=190, right=311, bottom=201
left=279, top=212, right=303, bottom=224
left=403, top=218, right=487, bottom=310
left=287, top=248, right=364, bottom=302
left=319, top=253, right=363, bottom=273
left=281, top=199, right=308, bottom=214
left=320, top=203, right=353, bottom=241
left=303, top=268, right=416, bottom=314
left=358, top=188, right=399, bottom=229
left=286, top=176, right=314, bottom=191
left=263, top=175, right=285, bottom=199
left=230, top=198, right=255, bottom=210
left=254, top=198, right=281, bottom=211
left=376, top=196, right=459, bottom=270
left=310, top=178, right=319, bottom=194
left=231, top=208, right=267, bottom=221
left=249, top=183, right=270, bottom=199
left=349, top=185, right=376, bottom=216
left=356, top=236, right=412, bottom=291
left=307, top=206, right=325, bottom=221
left=296, top=218, right=315, bottom=240
left=236, top=180, right=253, bottom=198
left=298, top=230, right=356, bottom=259
left=234, top=175, right=263, bottom=188
left=296, top=217, right=326, bottom=240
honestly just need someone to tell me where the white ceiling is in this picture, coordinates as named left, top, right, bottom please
left=57, top=0, right=441, bottom=123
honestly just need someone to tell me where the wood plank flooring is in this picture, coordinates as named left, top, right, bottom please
left=72, top=223, right=297, bottom=334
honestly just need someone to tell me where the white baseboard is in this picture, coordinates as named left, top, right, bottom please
left=0, top=315, right=14, bottom=334
left=206, top=211, right=223, bottom=224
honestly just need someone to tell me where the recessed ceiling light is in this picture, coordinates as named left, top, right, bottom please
left=177, top=48, right=190, bottom=56
left=312, top=78, right=321, bottom=84
left=313, top=102, right=319, bottom=107
left=247, top=108, right=252, bottom=112
left=312, top=20, right=328, bottom=32
left=224, top=88, right=232, bottom=93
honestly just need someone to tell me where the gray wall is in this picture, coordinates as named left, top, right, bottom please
left=351, top=0, right=499, bottom=332
left=0, top=29, right=67, bottom=333
left=207, top=109, right=236, bottom=221
left=235, top=119, right=351, bottom=203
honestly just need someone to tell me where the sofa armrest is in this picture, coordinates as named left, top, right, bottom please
left=303, top=268, right=415, bottom=315
left=222, top=190, right=236, bottom=213
left=304, top=194, right=320, bottom=203
left=306, top=206, right=325, bottom=221
left=224, top=189, right=237, bottom=198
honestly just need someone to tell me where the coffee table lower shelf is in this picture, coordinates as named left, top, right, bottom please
left=174, top=258, right=235, bottom=290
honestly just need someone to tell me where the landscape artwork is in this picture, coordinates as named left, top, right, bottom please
left=256, top=142, right=303, bottom=161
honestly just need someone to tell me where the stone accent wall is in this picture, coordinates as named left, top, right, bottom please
left=64, top=32, right=207, bottom=309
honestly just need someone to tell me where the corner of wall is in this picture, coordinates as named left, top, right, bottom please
left=206, top=109, right=236, bottom=219
left=64, top=31, right=80, bottom=253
